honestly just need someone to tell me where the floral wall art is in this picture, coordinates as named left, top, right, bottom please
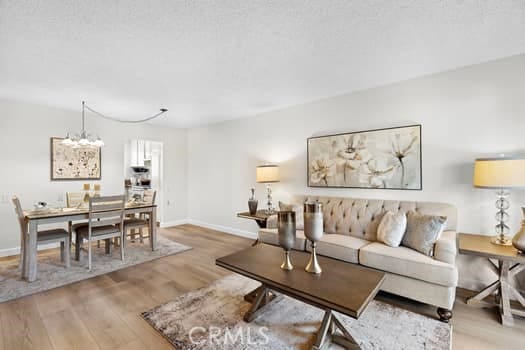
left=307, top=125, right=422, bottom=190
left=50, top=137, right=101, bottom=180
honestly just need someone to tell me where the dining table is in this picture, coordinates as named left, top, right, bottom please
left=22, top=202, right=157, bottom=282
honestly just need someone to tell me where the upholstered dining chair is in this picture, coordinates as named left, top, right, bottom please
left=125, top=190, right=157, bottom=243
left=12, top=196, right=70, bottom=277
left=74, top=195, right=125, bottom=270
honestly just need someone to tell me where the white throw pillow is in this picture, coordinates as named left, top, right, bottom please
left=279, top=201, right=304, bottom=230
left=377, top=211, right=407, bottom=247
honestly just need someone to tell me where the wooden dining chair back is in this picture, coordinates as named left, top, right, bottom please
left=66, top=192, right=85, bottom=208
left=125, top=190, right=156, bottom=243
left=12, top=196, right=27, bottom=272
left=12, top=196, right=26, bottom=235
left=76, top=195, right=125, bottom=270
left=88, top=195, right=125, bottom=226
left=12, top=196, right=70, bottom=276
left=143, top=189, right=157, bottom=205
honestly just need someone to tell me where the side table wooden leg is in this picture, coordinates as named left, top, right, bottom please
left=466, top=280, right=500, bottom=307
left=499, top=261, right=514, bottom=326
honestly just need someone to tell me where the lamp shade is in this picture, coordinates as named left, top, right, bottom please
left=256, top=165, right=279, bottom=183
left=473, top=157, right=525, bottom=189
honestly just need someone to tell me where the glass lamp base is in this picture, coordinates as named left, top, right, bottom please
left=490, top=235, right=512, bottom=246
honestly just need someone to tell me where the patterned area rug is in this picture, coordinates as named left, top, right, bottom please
left=142, top=274, right=452, bottom=350
left=0, top=237, right=191, bottom=303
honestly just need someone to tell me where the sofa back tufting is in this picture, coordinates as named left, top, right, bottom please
left=293, top=195, right=457, bottom=241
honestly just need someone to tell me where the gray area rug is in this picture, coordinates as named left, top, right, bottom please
left=0, top=237, right=191, bottom=303
left=142, top=274, right=452, bottom=349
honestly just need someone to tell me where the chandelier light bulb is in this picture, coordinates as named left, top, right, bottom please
left=61, top=133, right=75, bottom=146
left=93, top=136, right=105, bottom=147
left=78, top=131, right=90, bottom=146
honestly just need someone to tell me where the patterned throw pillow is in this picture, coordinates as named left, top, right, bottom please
left=402, top=211, right=447, bottom=256
left=279, top=202, right=304, bottom=230
left=377, top=211, right=407, bottom=247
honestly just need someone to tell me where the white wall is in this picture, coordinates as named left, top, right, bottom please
left=0, top=99, right=188, bottom=255
left=2, top=54, right=524, bottom=291
left=188, top=54, right=525, bottom=291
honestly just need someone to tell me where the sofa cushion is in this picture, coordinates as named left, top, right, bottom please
left=359, top=242, right=458, bottom=287
left=258, top=229, right=307, bottom=251
left=306, top=234, right=370, bottom=264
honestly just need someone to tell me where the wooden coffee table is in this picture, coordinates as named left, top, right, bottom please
left=216, top=244, right=385, bottom=350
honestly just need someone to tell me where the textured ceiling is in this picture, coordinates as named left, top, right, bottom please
left=1, top=1, right=525, bottom=128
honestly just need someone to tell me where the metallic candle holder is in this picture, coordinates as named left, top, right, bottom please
left=304, top=201, right=323, bottom=274
left=278, top=211, right=296, bottom=270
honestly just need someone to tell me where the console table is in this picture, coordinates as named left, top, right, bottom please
left=237, top=210, right=274, bottom=246
left=459, top=233, right=525, bottom=326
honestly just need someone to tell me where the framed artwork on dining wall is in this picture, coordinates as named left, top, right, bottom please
left=50, top=137, right=101, bottom=180
left=307, top=124, right=422, bottom=190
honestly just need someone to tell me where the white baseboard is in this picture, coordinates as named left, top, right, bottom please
left=187, top=219, right=258, bottom=240
left=160, top=219, right=189, bottom=228
left=0, top=218, right=254, bottom=257
left=0, top=242, right=60, bottom=258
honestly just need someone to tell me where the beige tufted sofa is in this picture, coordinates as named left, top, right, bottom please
left=259, top=195, right=458, bottom=321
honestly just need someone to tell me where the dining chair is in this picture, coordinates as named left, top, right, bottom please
left=12, top=196, right=70, bottom=276
left=66, top=192, right=85, bottom=208
left=67, top=191, right=101, bottom=248
left=125, top=190, right=157, bottom=243
left=75, top=195, right=125, bottom=270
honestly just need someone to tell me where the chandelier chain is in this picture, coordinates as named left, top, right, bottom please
left=83, top=104, right=168, bottom=124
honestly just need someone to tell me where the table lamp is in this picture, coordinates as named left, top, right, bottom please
left=256, top=164, right=280, bottom=214
left=473, top=156, right=525, bottom=245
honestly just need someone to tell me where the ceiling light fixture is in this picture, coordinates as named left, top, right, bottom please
left=62, top=101, right=168, bottom=148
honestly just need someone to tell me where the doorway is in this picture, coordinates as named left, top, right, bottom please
left=124, top=140, right=164, bottom=223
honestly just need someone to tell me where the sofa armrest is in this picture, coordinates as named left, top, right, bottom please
left=434, top=230, right=457, bottom=265
left=266, top=214, right=278, bottom=229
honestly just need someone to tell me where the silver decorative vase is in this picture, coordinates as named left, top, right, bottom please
left=512, top=207, right=525, bottom=254
left=304, top=202, right=323, bottom=274
left=248, top=188, right=258, bottom=215
left=278, top=211, right=296, bottom=270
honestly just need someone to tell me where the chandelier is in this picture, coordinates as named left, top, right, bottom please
left=62, top=101, right=168, bottom=148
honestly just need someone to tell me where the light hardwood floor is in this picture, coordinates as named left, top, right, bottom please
left=0, top=224, right=524, bottom=349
